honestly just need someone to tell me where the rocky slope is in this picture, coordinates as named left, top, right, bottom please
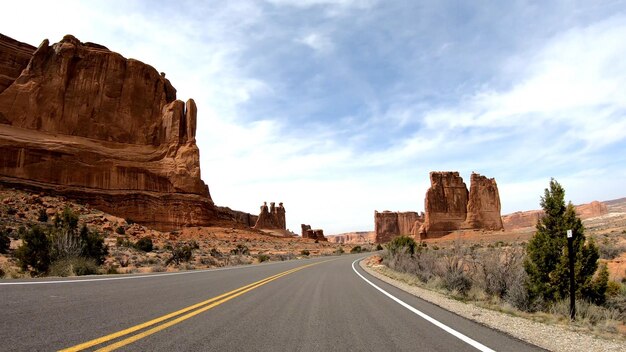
left=0, top=33, right=246, bottom=230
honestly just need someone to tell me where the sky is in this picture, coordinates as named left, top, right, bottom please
left=1, top=0, right=626, bottom=234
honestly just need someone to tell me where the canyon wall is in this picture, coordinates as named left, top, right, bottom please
left=0, top=33, right=231, bottom=230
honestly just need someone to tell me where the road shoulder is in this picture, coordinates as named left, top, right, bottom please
left=359, top=258, right=624, bottom=352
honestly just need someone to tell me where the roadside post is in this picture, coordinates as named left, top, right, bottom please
left=567, top=229, right=575, bottom=320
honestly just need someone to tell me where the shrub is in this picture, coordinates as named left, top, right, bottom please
left=115, top=226, right=125, bottom=235
left=37, top=209, right=48, bottom=223
left=300, top=249, right=310, bottom=256
left=335, top=247, right=344, bottom=255
left=386, top=236, right=417, bottom=256
left=209, top=248, right=222, bottom=258
left=49, top=257, right=99, bottom=277
left=15, top=225, right=51, bottom=274
left=0, top=227, right=10, bottom=253
left=230, top=244, right=249, bottom=256
left=167, top=244, right=193, bottom=265
left=376, top=244, right=383, bottom=251
left=257, top=254, right=270, bottom=262
left=189, top=240, right=200, bottom=250
left=79, top=225, right=108, bottom=265
left=6, top=207, right=17, bottom=215
left=350, top=246, right=362, bottom=254
left=134, top=237, right=153, bottom=252
left=438, top=249, right=472, bottom=296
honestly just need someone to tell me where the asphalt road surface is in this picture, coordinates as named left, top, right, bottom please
left=0, top=254, right=544, bottom=351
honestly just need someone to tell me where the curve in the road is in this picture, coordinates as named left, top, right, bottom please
left=351, top=258, right=495, bottom=352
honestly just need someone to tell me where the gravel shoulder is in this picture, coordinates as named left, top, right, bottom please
left=360, top=259, right=625, bottom=352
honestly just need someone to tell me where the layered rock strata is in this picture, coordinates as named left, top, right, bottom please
left=502, top=201, right=609, bottom=230
left=301, top=224, right=327, bottom=241
left=418, top=172, right=503, bottom=238
left=374, top=211, right=424, bottom=243
left=0, top=33, right=222, bottom=230
left=253, top=202, right=286, bottom=230
left=326, top=231, right=376, bottom=244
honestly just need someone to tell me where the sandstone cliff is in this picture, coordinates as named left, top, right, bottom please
left=418, top=172, right=504, bottom=238
left=465, top=173, right=504, bottom=230
left=0, top=33, right=222, bottom=230
left=374, top=211, right=424, bottom=243
left=253, top=202, right=286, bottom=230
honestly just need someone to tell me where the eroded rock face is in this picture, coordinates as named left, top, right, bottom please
left=0, top=34, right=35, bottom=95
left=502, top=201, right=609, bottom=230
left=418, top=171, right=504, bottom=238
left=465, top=173, right=503, bottom=230
left=0, top=34, right=217, bottom=230
left=327, top=231, right=375, bottom=244
left=374, top=211, right=424, bottom=243
left=575, top=201, right=608, bottom=219
left=253, top=202, right=286, bottom=230
left=301, top=224, right=327, bottom=241
left=419, top=172, right=469, bottom=236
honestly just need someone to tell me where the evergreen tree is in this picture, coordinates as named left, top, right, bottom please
left=15, top=225, right=51, bottom=275
left=525, top=179, right=606, bottom=306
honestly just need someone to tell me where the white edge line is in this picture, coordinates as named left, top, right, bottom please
left=0, top=259, right=297, bottom=286
left=351, top=258, right=496, bottom=352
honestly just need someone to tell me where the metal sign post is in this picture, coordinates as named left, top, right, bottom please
left=567, top=229, right=575, bottom=320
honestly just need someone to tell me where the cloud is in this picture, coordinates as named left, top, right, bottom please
left=297, top=33, right=334, bottom=54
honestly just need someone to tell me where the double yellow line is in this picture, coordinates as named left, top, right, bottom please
left=60, top=261, right=325, bottom=351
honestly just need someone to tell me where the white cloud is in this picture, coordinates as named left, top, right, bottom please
left=297, top=33, right=334, bottom=54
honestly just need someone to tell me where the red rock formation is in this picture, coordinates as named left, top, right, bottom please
left=501, top=210, right=543, bottom=230
left=0, top=34, right=35, bottom=95
left=465, top=173, right=503, bottom=230
left=374, top=211, right=424, bottom=243
left=326, top=231, right=375, bottom=244
left=253, top=201, right=286, bottom=230
left=417, top=171, right=504, bottom=238
left=575, top=201, right=608, bottom=219
left=419, top=172, right=469, bottom=236
left=502, top=201, right=609, bottom=231
left=0, top=34, right=226, bottom=230
left=301, top=224, right=327, bottom=241
left=217, top=206, right=259, bottom=227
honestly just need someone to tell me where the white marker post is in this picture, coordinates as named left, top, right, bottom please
left=567, top=229, right=575, bottom=320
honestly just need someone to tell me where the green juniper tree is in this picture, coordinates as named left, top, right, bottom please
left=524, top=179, right=606, bottom=307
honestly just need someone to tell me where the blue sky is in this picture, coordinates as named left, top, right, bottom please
left=2, top=0, right=626, bottom=234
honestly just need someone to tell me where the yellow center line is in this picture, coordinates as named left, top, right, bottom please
left=60, top=260, right=328, bottom=352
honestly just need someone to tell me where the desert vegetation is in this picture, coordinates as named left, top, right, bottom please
left=380, top=179, right=626, bottom=336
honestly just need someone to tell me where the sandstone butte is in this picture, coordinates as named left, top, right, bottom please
left=301, top=224, right=328, bottom=242
left=374, top=172, right=504, bottom=243
left=0, top=33, right=251, bottom=230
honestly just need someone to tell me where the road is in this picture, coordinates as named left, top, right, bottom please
left=0, top=254, right=543, bottom=351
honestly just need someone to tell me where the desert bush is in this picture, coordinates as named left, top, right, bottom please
left=257, top=254, right=270, bottom=262
left=37, top=209, right=48, bottom=223
left=134, top=237, right=153, bottom=252
left=151, top=265, right=167, bottom=272
left=115, top=226, right=125, bottom=235
left=300, top=249, right=310, bottom=256
left=598, top=240, right=624, bottom=260
left=167, top=244, right=193, bottom=265
left=79, top=225, right=108, bottom=265
left=115, top=254, right=130, bottom=268
left=350, top=245, right=362, bottom=254
left=230, top=244, right=249, bottom=256
left=228, top=255, right=252, bottom=266
left=6, top=207, right=17, bottom=215
left=438, top=248, right=472, bottom=296
left=0, top=227, right=10, bottom=253
left=48, top=257, right=98, bottom=277
left=15, top=225, right=51, bottom=274
left=105, top=265, right=120, bottom=274
left=376, top=244, right=383, bottom=251
left=550, top=299, right=621, bottom=326
left=189, top=240, right=200, bottom=250
left=386, top=236, right=417, bottom=256
left=209, top=248, right=222, bottom=258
